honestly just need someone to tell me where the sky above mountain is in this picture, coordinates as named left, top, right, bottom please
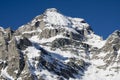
left=0, top=0, right=120, bottom=39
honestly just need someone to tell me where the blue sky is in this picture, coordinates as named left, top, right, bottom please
left=0, top=0, right=120, bottom=39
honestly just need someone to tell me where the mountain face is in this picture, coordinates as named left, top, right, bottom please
left=0, top=8, right=120, bottom=80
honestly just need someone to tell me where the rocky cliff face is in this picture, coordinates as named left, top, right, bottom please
left=0, top=8, right=120, bottom=80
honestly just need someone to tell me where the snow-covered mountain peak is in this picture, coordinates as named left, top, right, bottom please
left=17, top=8, right=93, bottom=42
left=105, top=30, right=120, bottom=44
left=111, top=30, right=120, bottom=37
left=32, top=8, right=89, bottom=29
left=1, top=8, right=120, bottom=80
left=45, top=8, right=58, bottom=13
left=43, top=8, right=71, bottom=26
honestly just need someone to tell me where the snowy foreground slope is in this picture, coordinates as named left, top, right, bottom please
left=0, top=8, right=120, bottom=80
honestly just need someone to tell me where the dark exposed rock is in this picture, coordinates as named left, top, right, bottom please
left=39, top=27, right=66, bottom=39
left=35, top=21, right=40, bottom=27
left=17, top=37, right=32, bottom=50
left=51, top=38, right=71, bottom=48
left=35, top=47, right=90, bottom=79
left=5, top=27, right=14, bottom=41
left=7, top=38, right=25, bottom=79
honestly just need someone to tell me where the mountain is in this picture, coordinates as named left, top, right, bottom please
left=0, top=8, right=120, bottom=80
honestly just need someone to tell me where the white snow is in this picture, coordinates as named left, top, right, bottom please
left=41, top=45, right=74, bottom=58
left=64, top=27, right=79, bottom=34
left=91, top=59, right=106, bottom=66
left=15, top=36, right=22, bottom=42
left=96, top=52, right=108, bottom=59
left=24, top=47, right=40, bottom=59
left=0, top=27, right=5, bottom=32
left=36, top=70, right=59, bottom=80
left=70, top=18, right=84, bottom=22
left=44, top=24, right=55, bottom=29
left=83, top=49, right=120, bottom=80
left=30, top=35, right=68, bottom=44
left=22, top=29, right=42, bottom=34
left=68, top=17, right=89, bottom=30
left=118, top=49, right=120, bottom=54
left=84, top=33, right=106, bottom=48
left=82, top=61, right=120, bottom=80
left=29, top=36, right=40, bottom=43
left=44, top=8, right=70, bottom=26
left=1, top=67, right=14, bottom=80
